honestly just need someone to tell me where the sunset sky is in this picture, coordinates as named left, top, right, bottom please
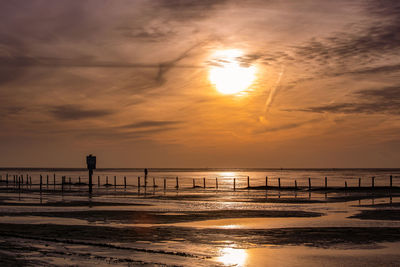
left=1, top=0, right=399, bottom=168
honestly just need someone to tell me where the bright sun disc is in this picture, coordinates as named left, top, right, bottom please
left=209, top=49, right=256, bottom=95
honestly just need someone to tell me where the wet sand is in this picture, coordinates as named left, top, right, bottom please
left=0, top=187, right=399, bottom=266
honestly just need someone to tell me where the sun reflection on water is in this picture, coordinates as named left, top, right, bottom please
left=217, top=247, right=247, bottom=266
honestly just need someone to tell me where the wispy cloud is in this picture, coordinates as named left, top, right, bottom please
left=299, top=86, right=400, bottom=115
left=50, top=105, right=114, bottom=120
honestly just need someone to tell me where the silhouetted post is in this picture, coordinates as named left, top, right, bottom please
left=53, top=173, right=56, bottom=187
left=390, top=175, right=393, bottom=188
left=278, top=178, right=281, bottom=189
left=86, top=154, right=96, bottom=194
left=153, top=177, right=156, bottom=188
left=114, top=176, right=117, bottom=188
left=247, top=176, right=250, bottom=188
left=176, top=177, right=179, bottom=189
left=21, top=175, right=23, bottom=185
left=265, top=176, right=268, bottom=188
left=98, top=176, right=100, bottom=187
left=193, top=178, right=195, bottom=188
left=18, top=176, right=20, bottom=190
left=325, top=177, right=327, bottom=189
left=6, top=173, right=8, bottom=187
left=163, top=178, right=166, bottom=190
left=46, top=175, right=49, bottom=186
left=124, top=176, right=127, bottom=188
left=203, top=177, right=206, bottom=189
left=40, top=175, right=42, bottom=192
left=372, top=176, right=375, bottom=188
left=106, top=176, right=109, bottom=185
left=61, top=176, right=64, bottom=192
left=308, top=178, right=311, bottom=190
left=359, top=178, right=361, bottom=188
left=295, top=180, right=297, bottom=189
left=138, top=177, right=141, bottom=188
left=144, top=176, right=147, bottom=189
left=233, top=178, right=236, bottom=191
left=345, top=181, right=347, bottom=189
left=13, top=175, right=15, bottom=185
left=79, top=176, right=81, bottom=184
left=216, top=177, right=218, bottom=189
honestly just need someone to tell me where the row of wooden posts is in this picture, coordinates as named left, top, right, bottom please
left=0, top=174, right=395, bottom=192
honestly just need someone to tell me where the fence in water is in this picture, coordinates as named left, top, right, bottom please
left=0, top=172, right=398, bottom=194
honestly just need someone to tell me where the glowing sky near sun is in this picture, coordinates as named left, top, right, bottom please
left=0, top=0, right=399, bottom=167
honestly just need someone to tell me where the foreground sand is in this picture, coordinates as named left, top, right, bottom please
left=0, top=187, right=399, bottom=266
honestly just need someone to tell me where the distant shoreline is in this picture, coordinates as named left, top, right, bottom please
left=1, top=167, right=400, bottom=172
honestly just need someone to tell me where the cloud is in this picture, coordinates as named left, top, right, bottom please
left=254, top=118, right=322, bottom=134
left=120, top=120, right=182, bottom=129
left=50, top=105, right=114, bottom=120
left=293, top=1, right=400, bottom=66
left=299, top=86, right=400, bottom=115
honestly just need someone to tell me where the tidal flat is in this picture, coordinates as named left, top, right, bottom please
left=0, top=183, right=399, bottom=266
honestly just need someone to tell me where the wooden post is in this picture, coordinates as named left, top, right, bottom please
left=325, top=177, right=327, bottom=189
left=138, top=176, right=140, bottom=188
left=6, top=173, right=8, bottom=187
left=53, top=174, right=56, bottom=187
left=193, top=178, right=195, bottom=188
left=278, top=178, right=281, bottom=189
left=98, top=176, right=100, bottom=187
left=359, top=178, right=361, bottom=188
left=61, top=176, right=64, bottom=192
left=345, top=181, right=347, bottom=189
left=79, top=176, right=81, bottom=184
left=265, top=176, right=268, bottom=188
left=46, top=175, right=49, bottom=186
left=124, top=176, right=127, bottom=188
left=176, top=177, right=179, bottom=189
left=145, top=176, right=147, bottom=189
left=106, top=176, right=109, bottom=185
left=390, top=175, right=393, bottom=188
left=372, top=176, right=375, bottom=188
left=233, top=178, right=236, bottom=191
left=216, top=177, right=218, bottom=189
left=40, top=175, right=42, bottom=192
left=295, top=180, right=297, bottom=189
left=203, top=177, right=206, bottom=189
left=153, top=177, right=156, bottom=188
left=247, top=176, right=250, bottom=188
left=163, top=178, right=166, bottom=190
left=114, top=176, right=116, bottom=188
left=308, top=177, right=311, bottom=190
left=18, top=176, right=20, bottom=190
left=21, top=175, right=23, bottom=185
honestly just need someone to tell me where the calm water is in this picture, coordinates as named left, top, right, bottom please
left=1, top=168, right=399, bottom=189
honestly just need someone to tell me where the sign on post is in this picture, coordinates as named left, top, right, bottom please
left=86, top=154, right=96, bottom=193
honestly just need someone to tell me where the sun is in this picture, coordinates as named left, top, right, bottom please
left=208, top=49, right=256, bottom=95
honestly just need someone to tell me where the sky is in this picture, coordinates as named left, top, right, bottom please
left=0, top=0, right=400, bottom=168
